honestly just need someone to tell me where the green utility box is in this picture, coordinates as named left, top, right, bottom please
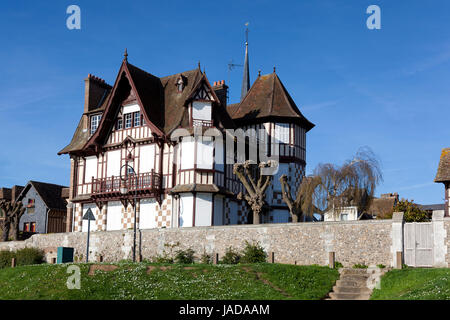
left=57, top=247, right=74, bottom=264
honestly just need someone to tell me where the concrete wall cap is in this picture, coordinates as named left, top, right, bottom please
left=392, top=212, right=404, bottom=222
left=432, top=210, right=445, bottom=221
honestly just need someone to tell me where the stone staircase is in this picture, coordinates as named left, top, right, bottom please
left=327, top=268, right=372, bottom=300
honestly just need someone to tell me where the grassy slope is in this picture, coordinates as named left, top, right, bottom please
left=371, top=268, right=450, bottom=300
left=0, top=262, right=339, bottom=300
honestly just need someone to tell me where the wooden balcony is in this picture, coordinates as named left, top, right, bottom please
left=91, top=171, right=161, bottom=200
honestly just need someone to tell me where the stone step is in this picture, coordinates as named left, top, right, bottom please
left=339, top=274, right=369, bottom=282
left=332, top=285, right=372, bottom=294
left=329, top=292, right=371, bottom=300
left=340, top=268, right=369, bottom=275
left=336, top=279, right=367, bottom=288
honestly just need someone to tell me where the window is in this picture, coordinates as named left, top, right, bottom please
left=177, top=78, right=185, bottom=92
left=124, top=113, right=132, bottom=129
left=90, top=114, right=102, bottom=135
left=340, top=214, right=348, bottom=221
left=30, top=222, right=36, bottom=233
left=274, top=123, right=290, bottom=144
left=23, top=223, right=30, bottom=232
left=116, top=118, right=123, bottom=130
left=133, top=111, right=141, bottom=127
left=27, top=199, right=35, bottom=214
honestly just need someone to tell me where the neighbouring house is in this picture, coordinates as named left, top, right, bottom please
left=16, top=181, right=68, bottom=235
left=434, top=148, right=450, bottom=217
left=58, top=43, right=314, bottom=232
left=323, top=206, right=373, bottom=221
left=418, top=203, right=444, bottom=220
left=367, top=192, right=399, bottom=219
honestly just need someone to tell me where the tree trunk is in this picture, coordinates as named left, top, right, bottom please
left=1, top=222, right=10, bottom=242
left=253, top=211, right=260, bottom=224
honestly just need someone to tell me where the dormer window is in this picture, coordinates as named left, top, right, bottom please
left=116, top=118, right=123, bottom=130
left=124, top=113, right=132, bottom=129
left=176, top=77, right=185, bottom=92
left=134, top=111, right=141, bottom=127
left=90, top=114, right=102, bottom=135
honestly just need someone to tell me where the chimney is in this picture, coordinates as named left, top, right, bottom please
left=213, top=80, right=228, bottom=107
left=84, top=74, right=111, bottom=114
left=11, top=185, right=24, bottom=202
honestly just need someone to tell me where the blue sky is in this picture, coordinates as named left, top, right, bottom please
left=0, top=0, right=449, bottom=205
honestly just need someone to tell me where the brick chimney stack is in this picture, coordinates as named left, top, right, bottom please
left=84, top=74, right=111, bottom=114
left=213, top=80, right=228, bottom=107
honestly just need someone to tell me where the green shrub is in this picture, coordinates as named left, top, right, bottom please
left=334, top=261, right=343, bottom=269
left=377, top=264, right=386, bottom=269
left=15, top=248, right=44, bottom=266
left=200, top=251, right=212, bottom=264
left=0, top=250, right=15, bottom=269
left=352, top=263, right=368, bottom=269
left=240, top=241, right=267, bottom=264
left=174, top=248, right=195, bottom=264
left=153, top=255, right=174, bottom=264
left=221, top=247, right=241, bottom=264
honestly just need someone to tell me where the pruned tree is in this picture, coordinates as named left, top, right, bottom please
left=280, top=147, right=383, bottom=220
left=0, top=200, right=26, bottom=241
left=233, top=160, right=273, bottom=224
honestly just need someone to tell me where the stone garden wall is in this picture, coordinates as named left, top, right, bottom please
left=0, top=215, right=448, bottom=268
left=0, top=219, right=394, bottom=267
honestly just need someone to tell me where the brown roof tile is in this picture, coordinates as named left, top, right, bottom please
left=435, top=148, right=450, bottom=182
left=229, top=72, right=314, bottom=131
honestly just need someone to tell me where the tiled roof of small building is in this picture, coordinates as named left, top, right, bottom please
left=18, top=181, right=68, bottom=211
left=435, top=148, right=450, bottom=182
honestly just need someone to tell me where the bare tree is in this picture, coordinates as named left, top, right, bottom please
left=0, top=200, right=26, bottom=241
left=279, top=175, right=322, bottom=222
left=233, top=160, right=273, bottom=224
left=280, top=147, right=382, bottom=220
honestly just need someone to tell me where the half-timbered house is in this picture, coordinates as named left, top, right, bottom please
left=59, top=47, right=314, bottom=232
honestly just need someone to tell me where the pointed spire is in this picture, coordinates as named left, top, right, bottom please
left=124, top=48, right=128, bottom=62
left=240, top=23, right=250, bottom=102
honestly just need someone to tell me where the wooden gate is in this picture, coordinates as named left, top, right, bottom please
left=404, top=222, right=433, bottom=267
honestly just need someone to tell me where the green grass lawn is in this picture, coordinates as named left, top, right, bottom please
left=0, top=262, right=339, bottom=300
left=371, top=268, right=450, bottom=300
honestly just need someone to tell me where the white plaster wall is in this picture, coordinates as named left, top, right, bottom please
left=195, top=193, right=212, bottom=226
left=139, top=199, right=157, bottom=229
left=106, top=201, right=122, bottom=231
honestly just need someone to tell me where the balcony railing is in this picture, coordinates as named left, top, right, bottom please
left=91, top=171, right=161, bottom=197
left=192, top=119, right=213, bottom=127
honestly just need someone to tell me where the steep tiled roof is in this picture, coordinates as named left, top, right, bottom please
left=229, top=72, right=314, bottom=131
left=435, top=148, right=450, bottom=182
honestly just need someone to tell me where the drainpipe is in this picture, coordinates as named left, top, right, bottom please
left=45, top=208, right=50, bottom=234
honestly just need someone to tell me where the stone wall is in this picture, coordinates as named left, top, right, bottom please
left=0, top=216, right=448, bottom=268
left=445, top=218, right=450, bottom=266
left=0, top=219, right=393, bottom=267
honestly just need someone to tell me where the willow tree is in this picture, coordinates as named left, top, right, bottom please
left=233, top=160, right=273, bottom=224
left=280, top=147, right=383, bottom=220
left=0, top=200, right=26, bottom=241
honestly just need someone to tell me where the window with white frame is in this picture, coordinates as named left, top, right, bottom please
left=116, top=118, right=123, bottom=130
left=124, top=113, right=132, bottom=129
left=90, top=114, right=102, bottom=135
left=133, top=111, right=141, bottom=127
left=274, top=123, right=290, bottom=144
